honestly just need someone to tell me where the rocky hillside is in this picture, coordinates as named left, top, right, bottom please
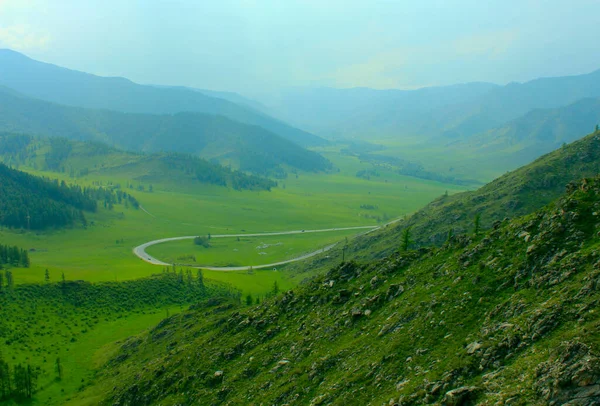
left=342, top=130, right=600, bottom=264
left=82, top=176, right=600, bottom=405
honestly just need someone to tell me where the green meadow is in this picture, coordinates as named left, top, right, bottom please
left=145, top=228, right=362, bottom=267
left=4, top=150, right=464, bottom=295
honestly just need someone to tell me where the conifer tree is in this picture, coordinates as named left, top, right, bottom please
left=401, top=227, right=412, bottom=252
left=474, top=213, right=481, bottom=236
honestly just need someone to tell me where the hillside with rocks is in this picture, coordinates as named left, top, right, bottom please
left=80, top=175, right=600, bottom=405
left=341, top=130, right=600, bottom=264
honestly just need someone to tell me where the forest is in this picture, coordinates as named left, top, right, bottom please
left=0, top=162, right=139, bottom=230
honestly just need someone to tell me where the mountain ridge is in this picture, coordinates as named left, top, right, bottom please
left=0, top=49, right=326, bottom=148
left=0, top=87, right=332, bottom=175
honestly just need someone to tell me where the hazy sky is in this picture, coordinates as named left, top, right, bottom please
left=1, top=0, right=600, bottom=97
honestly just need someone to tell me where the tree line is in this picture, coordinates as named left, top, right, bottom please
left=0, top=244, right=29, bottom=268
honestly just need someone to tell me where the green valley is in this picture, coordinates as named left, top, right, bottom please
left=2, top=7, right=600, bottom=404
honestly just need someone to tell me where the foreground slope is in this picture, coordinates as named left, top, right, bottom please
left=0, top=49, right=325, bottom=147
left=0, top=88, right=331, bottom=175
left=85, top=176, right=600, bottom=405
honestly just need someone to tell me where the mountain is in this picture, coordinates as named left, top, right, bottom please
left=0, top=87, right=332, bottom=175
left=265, top=83, right=499, bottom=139
left=82, top=175, right=600, bottom=405
left=447, top=69, right=600, bottom=138
left=265, top=69, right=600, bottom=144
left=181, top=86, right=270, bottom=115
left=458, top=97, right=600, bottom=150
left=437, top=98, right=600, bottom=175
left=0, top=133, right=277, bottom=191
left=328, top=130, right=600, bottom=267
left=0, top=49, right=326, bottom=147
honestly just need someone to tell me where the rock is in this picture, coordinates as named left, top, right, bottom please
left=370, top=276, right=381, bottom=288
left=386, top=284, right=405, bottom=300
left=442, top=386, right=479, bottom=406
left=518, top=231, right=531, bottom=242
left=351, top=308, right=363, bottom=318
left=364, top=309, right=372, bottom=317
left=378, top=324, right=392, bottom=337
left=535, top=341, right=600, bottom=405
left=270, top=359, right=291, bottom=373
left=466, top=342, right=482, bottom=355
left=333, top=289, right=351, bottom=304
left=214, top=370, right=224, bottom=378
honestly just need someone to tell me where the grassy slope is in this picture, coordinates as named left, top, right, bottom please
left=0, top=274, right=237, bottom=405
left=80, top=176, right=600, bottom=405
left=330, top=131, right=600, bottom=265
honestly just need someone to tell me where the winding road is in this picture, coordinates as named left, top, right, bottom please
left=132, top=226, right=380, bottom=271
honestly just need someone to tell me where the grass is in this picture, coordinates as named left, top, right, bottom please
left=70, top=176, right=600, bottom=405
left=0, top=272, right=233, bottom=406
left=3, top=150, right=463, bottom=296
left=35, top=310, right=178, bottom=406
left=0, top=147, right=464, bottom=405
left=146, top=229, right=362, bottom=267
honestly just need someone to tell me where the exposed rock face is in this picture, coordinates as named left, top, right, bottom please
left=442, top=386, right=479, bottom=406
left=535, top=341, right=600, bottom=406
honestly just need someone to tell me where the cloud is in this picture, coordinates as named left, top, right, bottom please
left=0, top=24, right=51, bottom=50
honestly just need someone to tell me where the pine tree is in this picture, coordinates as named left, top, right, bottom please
left=20, top=250, right=29, bottom=268
left=245, top=294, right=253, bottom=306
left=474, top=213, right=481, bottom=236
left=44, top=269, right=50, bottom=283
left=401, top=227, right=412, bottom=252
left=4, top=271, right=13, bottom=290
left=197, top=269, right=204, bottom=289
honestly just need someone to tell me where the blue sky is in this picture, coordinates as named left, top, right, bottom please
left=1, top=0, right=600, bottom=97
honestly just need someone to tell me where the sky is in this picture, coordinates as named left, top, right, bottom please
left=1, top=0, right=600, bottom=98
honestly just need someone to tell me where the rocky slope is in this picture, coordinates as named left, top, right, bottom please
left=82, top=176, right=600, bottom=405
left=341, top=130, right=600, bottom=265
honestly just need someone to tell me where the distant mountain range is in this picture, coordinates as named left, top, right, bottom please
left=0, top=49, right=326, bottom=148
left=266, top=69, right=600, bottom=142
left=448, top=97, right=600, bottom=165
left=0, top=87, right=332, bottom=175
left=263, top=82, right=500, bottom=138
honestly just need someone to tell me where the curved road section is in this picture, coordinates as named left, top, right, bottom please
left=133, top=226, right=379, bottom=271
